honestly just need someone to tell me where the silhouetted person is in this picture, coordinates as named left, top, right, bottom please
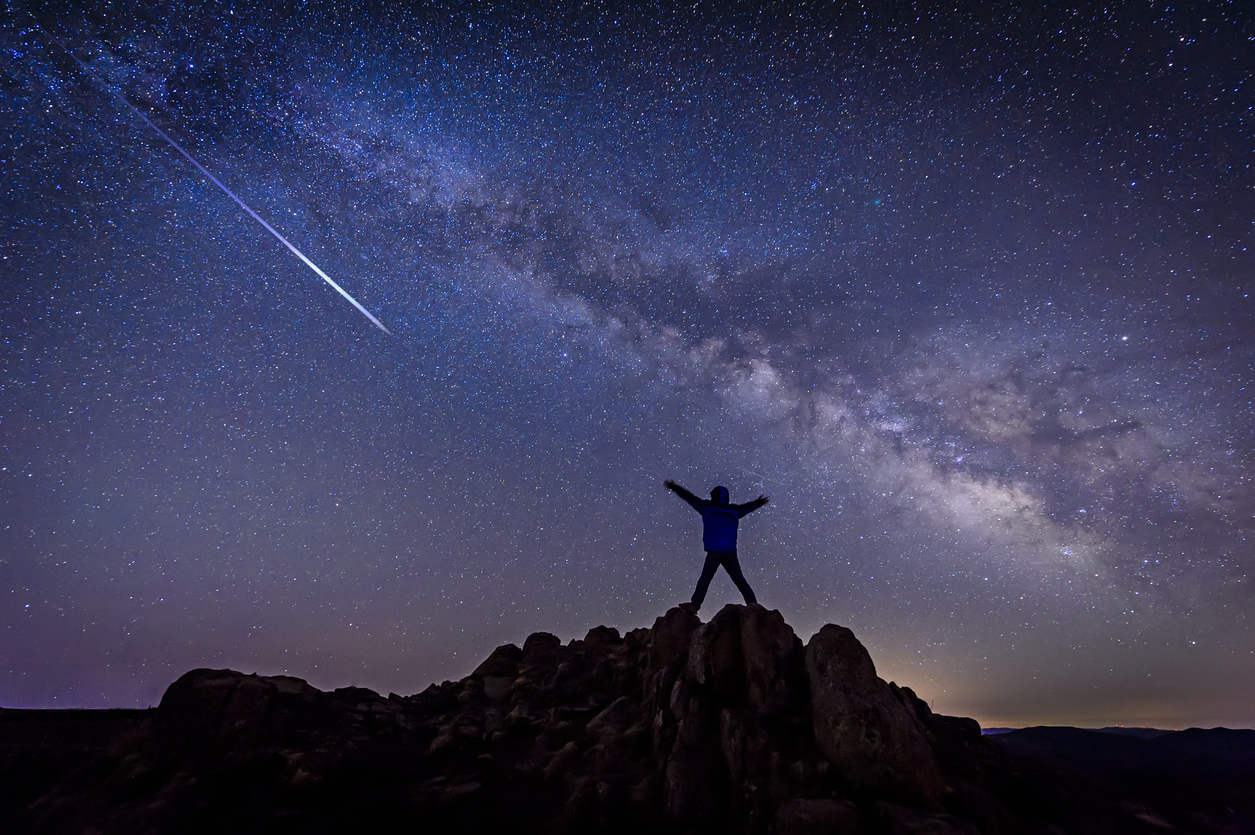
left=665, top=480, right=769, bottom=612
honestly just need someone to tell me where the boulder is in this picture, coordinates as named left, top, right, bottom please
left=472, top=643, right=523, bottom=678
left=662, top=602, right=808, bottom=828
left=805, top=625, right=945, bottom=809
left=155, top=668, right=333, bottom=749
left=521, top=632, right=565, bottom=670
left=647, top=606, right=702, bottom=676
left=771, top=798, right=862, bottom=835
left=473, top=643, right=523, bottom=701
left=686, top=604, right=805, bottom=715
left=583, top=625, right=623, bottom=649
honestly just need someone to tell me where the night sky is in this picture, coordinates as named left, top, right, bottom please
left=2, top=1, right=1252, bottom=729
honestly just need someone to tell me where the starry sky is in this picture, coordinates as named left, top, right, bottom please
left=2, top=1, right=1252, bottom=729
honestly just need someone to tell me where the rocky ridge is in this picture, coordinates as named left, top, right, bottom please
left=2, top=604, right=1183, bottom=834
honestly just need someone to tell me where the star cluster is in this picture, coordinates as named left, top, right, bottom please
left=2, top=1, right=1252, bottom=728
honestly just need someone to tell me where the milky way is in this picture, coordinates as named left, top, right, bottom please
left=2, top=1, right=1252, bottom=728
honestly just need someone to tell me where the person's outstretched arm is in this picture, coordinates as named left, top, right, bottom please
left=736, top=495, right=770, bottom=517
left=665, top=479, right=704, bottom=510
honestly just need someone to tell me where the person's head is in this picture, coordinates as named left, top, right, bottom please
left=710, top=486, right=730, bottom=505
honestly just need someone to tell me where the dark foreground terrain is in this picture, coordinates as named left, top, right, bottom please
left=989, top=725, right=1255, bottom=833
left=2, top=604, right=1251, bottom=834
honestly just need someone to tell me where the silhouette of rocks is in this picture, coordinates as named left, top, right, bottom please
left=0, top=604, right=1215, bottom=834
left=805, top=624, right=944, bottom=809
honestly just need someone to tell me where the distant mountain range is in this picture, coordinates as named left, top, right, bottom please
left=2, top=604, right=1252, bottom=834
left=989, top=724, right=1255, bottom=833
left=983, top=726, right=1175, bottom=739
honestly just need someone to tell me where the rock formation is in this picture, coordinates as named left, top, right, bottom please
left=0, top=604, right=1186, bottom=834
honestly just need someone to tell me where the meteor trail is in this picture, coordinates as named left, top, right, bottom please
left=739, top=467, right=788, bottom=487
left=31, top=22, right=392, bottom=336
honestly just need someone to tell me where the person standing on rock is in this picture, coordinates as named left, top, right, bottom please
left=665, top=480, right=769, bottom=612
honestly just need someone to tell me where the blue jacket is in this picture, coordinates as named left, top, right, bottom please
left=671, top=484, right=768, bottom=553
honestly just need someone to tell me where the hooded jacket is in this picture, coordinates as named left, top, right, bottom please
left=674, top=485, right=767, bottom=552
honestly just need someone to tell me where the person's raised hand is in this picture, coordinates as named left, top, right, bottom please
left=757, top=495, right=770, bottom=504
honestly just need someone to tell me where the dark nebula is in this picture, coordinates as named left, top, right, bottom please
left=1, top=1, right=1252, bottom=728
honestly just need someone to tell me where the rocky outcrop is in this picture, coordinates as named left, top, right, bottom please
left=654, top=604, right=811, bottom=832
left=805, top=624, right=944, bottom=810
left=0, top=605, right=1181, bottom=834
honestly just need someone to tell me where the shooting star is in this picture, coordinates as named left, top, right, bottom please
left=32, top=22, right=391, bottom=335
left=739, top=467, right=788, bottom=488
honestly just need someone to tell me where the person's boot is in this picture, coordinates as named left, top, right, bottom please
left=679, top=601, right=699, bottom=615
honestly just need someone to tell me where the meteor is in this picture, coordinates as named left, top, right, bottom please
left=32, top=22, right=392, bottom=335
left=739, top=467, right=788, bottom=487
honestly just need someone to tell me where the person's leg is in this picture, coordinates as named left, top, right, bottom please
left=721, top=552, right=758, bottom=605
left=691, top=552, right=721, bottom=608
